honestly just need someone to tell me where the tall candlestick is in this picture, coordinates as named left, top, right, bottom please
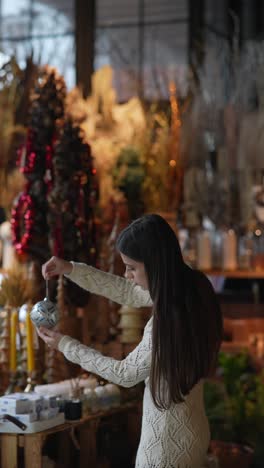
left=10, top=309, right=18, bottom=372
left=26, top=309, right=35, bottom=373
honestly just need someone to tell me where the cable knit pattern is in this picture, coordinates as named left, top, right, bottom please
left=60, top=263, right=210, bottom=468
left=65, top=262, right=153, bottom=308
left=59, top=318, right=152, bottom=387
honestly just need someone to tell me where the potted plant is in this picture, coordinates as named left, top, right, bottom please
left=204, top=351, right=264, bottom=468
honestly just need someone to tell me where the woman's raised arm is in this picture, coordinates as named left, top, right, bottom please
left=64, top=262, right=153, bottom=308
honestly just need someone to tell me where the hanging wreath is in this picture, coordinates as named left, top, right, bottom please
left=11, top=193, right=35, bottom=257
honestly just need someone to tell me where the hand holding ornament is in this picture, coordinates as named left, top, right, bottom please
left=42, top=256, right=73, bottom=279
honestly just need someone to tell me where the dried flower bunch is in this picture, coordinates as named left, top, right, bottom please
left=0, top=267, right=32, bottom=307
left=0, top=56, right=37, bottom=197
left=0, top=169, right=25, bottom=215
left=65, top=66, right=146, bottom=212
left=69, top=376, right=82, bottom=399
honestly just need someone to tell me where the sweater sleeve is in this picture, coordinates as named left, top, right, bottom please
left=58, top=318, right=153, bottom=387
left=64, top=262, right=153, bottom=308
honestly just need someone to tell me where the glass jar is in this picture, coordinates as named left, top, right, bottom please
left=238, top=232, right=253, bottom=270
left=83, top=388, right=99, bottom=414
left=104, top=383, right=121, bottom=408
left=94, top=385, right=111, bottom=410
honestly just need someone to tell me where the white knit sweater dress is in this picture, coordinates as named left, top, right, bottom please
left=59, top=262, right=210, bottom=468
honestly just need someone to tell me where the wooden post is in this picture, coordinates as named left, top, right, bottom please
left=1, top=434, right=18, bottom=468
left=24, top=434, right=45, bottom=468
left=75, top=0, right=96, bottom=97
left=79, top=420, right=99, bottom=468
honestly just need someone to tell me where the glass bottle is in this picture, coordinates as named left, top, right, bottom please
left=238, top=232, right=253, bottom=270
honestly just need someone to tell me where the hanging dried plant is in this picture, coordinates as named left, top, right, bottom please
left=0, top=169, right=25, bottom=217
left=136, top=104, right=172, bottom=212
left=0, top=267, right=32, bottom=307
left=0, top=57, right=27, bottom=187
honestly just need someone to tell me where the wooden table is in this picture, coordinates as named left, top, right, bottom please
left=0, top=401, right=140, bottom=468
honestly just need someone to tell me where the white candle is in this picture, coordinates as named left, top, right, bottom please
left=197, top=230, right=212, bottom=270
left=222, top=229, right=237, bottom=271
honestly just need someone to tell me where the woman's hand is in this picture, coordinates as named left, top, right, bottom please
left=42, top=256, right=73, bottom=279
left=37, top=326, right=64, bottom=349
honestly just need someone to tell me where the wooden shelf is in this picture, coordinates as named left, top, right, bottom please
left=203, top=269, right=264, bottom=279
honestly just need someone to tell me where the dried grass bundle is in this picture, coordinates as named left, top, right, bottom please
left=69, top=376, right=81, bottom=399
left=0, top=58, right=27, bottom=185
left=137, top=105, right=171, bottom=212
left=0, top=169, right=25, bottom=214
left=0, top=267, right=32, bottom=307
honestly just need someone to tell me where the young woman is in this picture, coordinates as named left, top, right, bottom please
left=38, top=213, right=222, bottom=468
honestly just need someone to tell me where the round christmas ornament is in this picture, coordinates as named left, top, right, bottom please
left=30, top=280, right=59, bottom=328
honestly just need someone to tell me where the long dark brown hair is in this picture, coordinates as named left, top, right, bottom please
left=116, top=214, right=222, bottom=410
